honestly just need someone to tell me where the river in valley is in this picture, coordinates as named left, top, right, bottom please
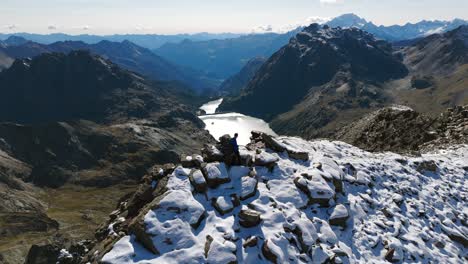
left=199, top=99, right=277, bottom=145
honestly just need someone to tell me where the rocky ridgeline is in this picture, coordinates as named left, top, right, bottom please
left=422, top=105, right=468, bottom=150
left=337, top=105, right=468, bottom=153
left=37, top=132, right=467, bottom=264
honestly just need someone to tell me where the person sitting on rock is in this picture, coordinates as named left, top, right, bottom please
left=230, top=133, right=241, bottom=164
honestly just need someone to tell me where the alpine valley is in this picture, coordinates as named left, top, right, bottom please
left=0, top=12, right=466, bottom=264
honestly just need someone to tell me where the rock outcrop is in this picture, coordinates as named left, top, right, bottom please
left=70, top=132, right=467, bottom=264
left=336, top=105, right=468, bottom=153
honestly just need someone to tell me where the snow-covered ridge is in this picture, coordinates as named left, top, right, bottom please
left=102, top=136, right=467, bottom=263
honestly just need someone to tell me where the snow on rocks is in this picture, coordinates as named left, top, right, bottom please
left=329, top=204, right=349, bottom=226
left=189, top=169, right=207, bottom=193
left=202, top=162, right=230, bottom=188
left=254, top=150, right=279, bottom=168
left=205, top=238, right=237, bottom=264
left=214, top=196, right=234, bottom=215
left=202, top=144, right=224, bottom=162
left=238, top=208, right=262, bottom=228
left=240, top=176, right=257, bottom=200
left=294, top=172, right=335, bottom=206
left=101, top=136, right=468, bottom=264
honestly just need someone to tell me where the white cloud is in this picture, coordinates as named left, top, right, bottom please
left=251, top=25, right=274, bottom=33
left=48, top=25, right=57, bottom=30
left=320, top=0, right=344, bottom=4
left=82, top=25, right=90, bottom=30
left=4, top=24, right=17, bottom=30
left=251, top=16, right=331, bottom=34
left=303, top=16, right=331, bottom=25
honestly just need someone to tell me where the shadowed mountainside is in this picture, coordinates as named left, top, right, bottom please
left=0, top=39, right=219, bottom=91
left=218, top=56, right=266, bottom=96
left=220, top=24, right=408, bottom=138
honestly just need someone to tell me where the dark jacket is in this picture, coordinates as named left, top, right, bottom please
left=230, top=137, right=239, bottom=152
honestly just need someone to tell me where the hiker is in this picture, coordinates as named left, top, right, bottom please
left=230, top=133, right=241, bottom=164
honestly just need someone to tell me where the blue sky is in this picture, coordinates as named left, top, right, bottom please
left=1, top=0, right=467, bottom=34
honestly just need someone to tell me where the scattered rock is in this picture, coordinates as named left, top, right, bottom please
left=189, top=169, right=207, bottom=193
left=287, top=150, right=309, bottom=161
left=240, top=176, right=258, bottom=200
left=311, top=245, right=331, bottom=264
left=313, top=162, right=322, bottom=169
left=202, top=145, right=224, bottom=163
left=206, top=239, right=237, bottom=264
left=294, top=175, right=335, bottom=206
left=416, top=160, right=438, bottom=174
left=192, top=154, right=204, bottom=167
left=329, top=204, right=349, bottom=227
left=201, top=162, right=230, bottom=188
left=384, top=248, right=398, bottom=263
left=214, top=196, right=234, bottom=215
left=204, top=235, right=214, bottom=258
left=254, top=151, right=278, bottom=169
left=243, top=236, right=258, bottom=248
left=261, top=133, right=286, bottom=152
left=181, top=155, right=196, bottom=168
left=239, top=150, right=254, bottom=167
left=162, top=163, right=176, bottom=176
left=239, top=209, right=261, bottom=227
left=262, top=240, right=278, bottom=264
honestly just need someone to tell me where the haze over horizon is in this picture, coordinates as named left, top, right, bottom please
left=1, top=0, right=468, bottom=35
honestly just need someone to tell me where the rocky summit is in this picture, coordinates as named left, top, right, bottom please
left=51, top=132, right=468, bottom=264
left=220, top=24, right=409, bottom=138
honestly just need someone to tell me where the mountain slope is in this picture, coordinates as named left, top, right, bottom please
left=0, top=50, right=214, bottom=183
left=219, top=57, right=266, bottom=95
left=389, top=25, right=468, bottom=114
left=403, top=25, right=468, bottom=75
left=0, top=50, right=214, bottom=263
left=0, top=51, right=160, bottom=123
left=155, top=30, right=300, bottom=79
left=3, top=36, right=29, bottom=46
left=0, top=50, right=13, bottom=71
left=0, top=39, right=218, bottom=91
left=220, top=24, right=408, bottom=137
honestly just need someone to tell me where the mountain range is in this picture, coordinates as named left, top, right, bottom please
left=220, top=25, right=468, bottom=139
left=0, top=32, right=243, bottom=49
left=1, top=14, right=466, bottom=86
left=0, top=15, right=467, bottom=264
left=153, top=14, right=467, bottom=80
left=154, top=31, right=300, bottom=79
left=326, top=13, right=468, bottom=41
left=0, top=37, right=219, bottom=91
